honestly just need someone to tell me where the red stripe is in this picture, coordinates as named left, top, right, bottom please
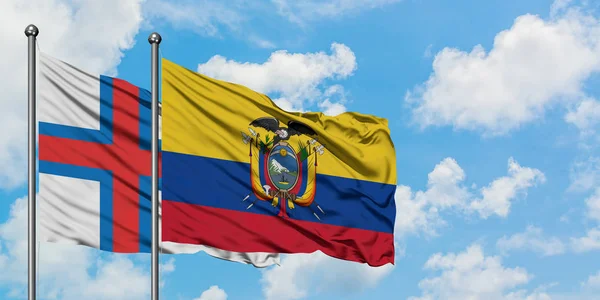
left=39, top=135, right=143, bottom=172
left=111, top=79, right=142, bottom=252
left=162, top=200, right=395, bottom=267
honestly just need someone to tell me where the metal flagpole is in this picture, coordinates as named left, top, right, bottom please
left=148, top=32, right=162, bottom=300
left=25, top=24, right=39, bottom=300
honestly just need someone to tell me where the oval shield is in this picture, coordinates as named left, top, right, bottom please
left=267, top=142, right=299, bottom=191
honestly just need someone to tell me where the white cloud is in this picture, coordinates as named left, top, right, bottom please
left=394, top=184, right=442, bottom=237
left=409, top=244, right=541, bottom=300
left=194, top=285, right=228, bottom=300
left=145, top=1, right=277, bottom=49
left=469, top=158, right=546, bottom=219
left=143, top=0, right=244, bottom=37
left=197, top=42, right=357, bottom=113
left=585, top=188, right=600, bottom=222
left=571, top=228, right=600, bottom=253
left=0, top=0, right=144, bottom=188
left=424, top=44, right=434, bottom=58
left=0, top=196, right=165, bottom=299
left=550, top=0, right=574, bottom=17
left=74, top=257, right=149, bottom=299
left=394, top=158, right=468, bottom=237
left=159, top=257, right=176, bottom=288
left=317, top=85, right=348, bottom=116
left=160, top=257, right=176, bottom=273
left=504, top=289, right=553, bottom=300
left=144, top=0, right=398, bottom=47
left=248, top=36, right=278, bottom=49
left=318, top=99, right=347, bottom=116
left=395, top=157, right=545, bottom=237
left=569, top=156, right=600, bottom=192
left=568, top=165, right=600, bottom=255
left=582, top=270, right=600, bottom=290
left=565, top=98, right=600, bottom=137
left=144, top=0, right=402, bottom=48
left=260, top=251, right=394, bottom=300
left=496, top=226, right=566, bottom=257
left=406, top=4, right=600, bottom=135
left=272, top=0, right=401, bottom=25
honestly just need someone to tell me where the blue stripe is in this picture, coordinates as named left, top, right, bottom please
left=39, top=160, right=114, bottom=251
left=138, top=88, right=152, bottom=151
left=138, top=175, right=160, bottom=253
left=39, top=75, right=114, bottom=143
left=137, top=87, right=162, bottom=150
left=163, top=151, right=396, bottom=233
left=139, top=176, right=162, bottom=253
left=140, top=83, right=162, bottom=252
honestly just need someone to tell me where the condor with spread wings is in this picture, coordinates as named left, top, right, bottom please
left=249, top=117, right=317, bottom=145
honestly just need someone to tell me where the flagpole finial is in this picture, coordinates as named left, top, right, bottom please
left=24, top=24, right=39, bottom=37
left=148, top=32, right=162, bottom=44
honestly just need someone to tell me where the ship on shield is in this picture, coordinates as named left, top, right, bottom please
left=240, top=116, right=327, bottom=220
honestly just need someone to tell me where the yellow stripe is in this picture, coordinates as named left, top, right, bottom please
left=161, top=58, right=396, bottom=185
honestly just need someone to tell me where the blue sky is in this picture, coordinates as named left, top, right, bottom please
left=1, top=0, right=600, bottom=299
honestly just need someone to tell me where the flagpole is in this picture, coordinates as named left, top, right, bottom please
left=148, top=32, right=162, bottom=300
left=25, top=24, right=39, bottom=300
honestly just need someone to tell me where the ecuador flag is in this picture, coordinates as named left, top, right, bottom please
left=161, top=58, right=397, bottom=266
